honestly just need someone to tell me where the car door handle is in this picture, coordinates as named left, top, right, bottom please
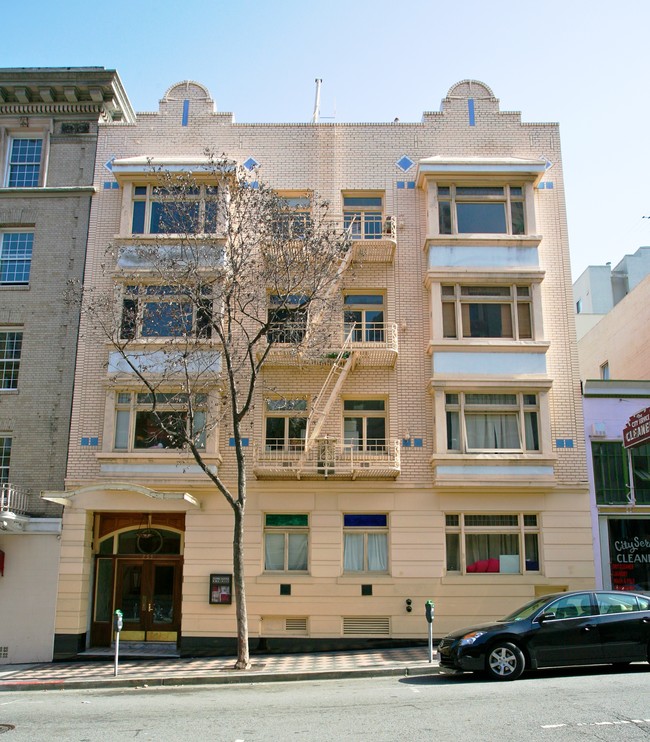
left=582, top=625, right=594, bottom=632
left=642, top=617, right=650, bottom=624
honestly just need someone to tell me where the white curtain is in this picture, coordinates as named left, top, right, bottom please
left=288, top=533, right=308, bottom=570
left=344, top=533, right=387, bottom=571
left=367, top=533, right=388, bottom=571
left=264, top=533, right=285, bottom=570
left=344, top=533, right=365, bottom=571
left=466, top=413, right=520, bottom=449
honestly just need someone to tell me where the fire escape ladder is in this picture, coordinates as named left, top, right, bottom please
left=304, top=327, right=356, bottom=451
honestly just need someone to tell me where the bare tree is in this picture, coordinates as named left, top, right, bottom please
left=78, top=155, right=350, bottom=668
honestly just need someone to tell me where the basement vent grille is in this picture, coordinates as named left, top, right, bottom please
left=343, top=617, right=390, bottom=636
left=285, top=618, right=308, bottom=633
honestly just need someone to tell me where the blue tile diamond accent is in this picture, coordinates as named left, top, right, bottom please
left=396, top=155, right=414, bottom=172
left=243, top=157, right=259, bottom=171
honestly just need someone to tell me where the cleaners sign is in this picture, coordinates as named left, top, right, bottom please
left=623, top=406, right=650, bottom=449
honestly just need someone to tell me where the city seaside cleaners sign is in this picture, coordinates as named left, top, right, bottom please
left=623, top=406, right=650, bottom=449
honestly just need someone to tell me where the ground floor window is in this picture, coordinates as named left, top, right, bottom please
left=264, top=514, right=308, bottom=571
left=343, top=514, right=388, bottom=572
left=607, top=518, right=650, bottom=591
left=445, top=513, right=539, bottom=574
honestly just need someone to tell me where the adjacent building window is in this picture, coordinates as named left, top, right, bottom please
left=264, top=514, right=308, bottom=571
left=1, top=232, right=33, bottom=285
left=343, top=293, right=384, bottom=342
left=114, top=392, right=207, bottom=451
left=343, top=514, right=388, bottom=572
left=131, top=184, right=218, bottom=235
left=445, top=392, right=539, bottom=452
left=0, top=330, right=22, bottom=390
left=445, top=513, right=540, bottom=574
left=267, top=294, right=308, bottom=343
left=5, top=138, right=43, bottom=187
left=442, top=284, right=532, bottom=339
left=120, top=285, right=212, bottom=339
left=438, top=184, right=525, bottom=235
left=592, top=441, right=650, bottom=505
left=600, top=362, right=610, bottom=380
left=343, top=195, right=383, bottom=240
left=264, top=398, right=307, bottom=451
left=343, top=399, right=386, bottom=452
left=0, top=436, right=11, bottom=483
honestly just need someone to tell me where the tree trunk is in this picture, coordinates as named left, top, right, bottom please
left=232, top=502, right=250, bottom=669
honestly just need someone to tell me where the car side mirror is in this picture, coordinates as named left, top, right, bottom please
left=538, top=612, right=556, bottom=623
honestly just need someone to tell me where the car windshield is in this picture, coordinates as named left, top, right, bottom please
left=499, top=596, right=555, bottom=622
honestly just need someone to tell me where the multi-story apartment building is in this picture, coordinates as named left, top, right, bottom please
left=46, top=78, right=593, bottom=659
left=0, top=68, right=133, bottom=663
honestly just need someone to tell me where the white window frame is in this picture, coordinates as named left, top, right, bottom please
left=445, top=513, right=540, bottom=575
left=343, top=292, right=385, bottom=343
left=264, top=398, right=308, bottom=452
left=113, top=391, right=207, bottom=452
left=343, top=514, right=389, bottom=573
left=343, top=193, right=384, bottom=240
left=441, top=283, right=533, bottom=340
left=0, top=328, right=23, bottom=390
left=263, top=514, right=309, bottom=572
left=0, top=231, right=33, bottom=286
left=437, top=183, right=525, bottom=235
left=0, top=435, right=11, bottom=484
left=343, top=399, right=387, bottom=453
left=130, top=183, right=219, bottom=236
left=4, top=134, right=46, bottom=188
left=445, top=391, right=540, bottom=453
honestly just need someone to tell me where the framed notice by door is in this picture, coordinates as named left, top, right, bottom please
left=209, top=573, right=232, bottom=604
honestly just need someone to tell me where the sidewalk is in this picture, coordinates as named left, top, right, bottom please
left=0, top=647, right=439, bottom=692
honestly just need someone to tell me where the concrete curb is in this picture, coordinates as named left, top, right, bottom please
left=0, top=664, right=439, bottom=693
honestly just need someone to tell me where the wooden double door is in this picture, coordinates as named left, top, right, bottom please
left=91, top=557, right=182, bottom=646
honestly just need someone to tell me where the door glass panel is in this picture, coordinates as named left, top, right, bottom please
left=95, top=559, right=113, bottom=622
left=120, top=564, right=142, bottom=623
left=152, top=565, right=175, bottom=624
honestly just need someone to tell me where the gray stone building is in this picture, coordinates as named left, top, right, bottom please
left=0, top=68, right=133, bottom=663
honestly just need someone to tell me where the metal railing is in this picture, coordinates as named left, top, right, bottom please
left=1, top=483, right=30, bottom=516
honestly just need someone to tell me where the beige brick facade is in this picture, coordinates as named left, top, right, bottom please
left=52, top=78, right=593, bottom=657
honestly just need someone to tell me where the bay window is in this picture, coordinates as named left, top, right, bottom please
left=114, top=392, right=207, bottom=451
left=445, top=513, right=540, bottom=574
left=442, top=284, right=532, bottom=339
left=446, top=392, right=539, bottom=453
left=131, top=184, right=218, bottom=235
left=438, top=184, right=525, bottom=235
left=120, top=285, right=212, bottom=339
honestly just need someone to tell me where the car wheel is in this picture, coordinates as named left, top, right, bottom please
left=486, top=642, right=525, bottom=681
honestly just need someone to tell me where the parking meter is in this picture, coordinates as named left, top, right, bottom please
left=425, top=601, right=435, bottom=662
left=113, top=609, right=123, bottom=677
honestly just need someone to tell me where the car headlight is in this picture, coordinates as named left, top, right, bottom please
left=459, top=631, right=487, bottom=646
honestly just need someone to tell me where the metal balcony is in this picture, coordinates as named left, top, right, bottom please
left=347, top=215, right=396, bottom=263
left=253, top=438, right=401, bottom=480
left=1, top=483, right=31, bottom=532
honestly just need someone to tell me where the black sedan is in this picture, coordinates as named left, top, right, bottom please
left=437, top=590, right=650, bottom=681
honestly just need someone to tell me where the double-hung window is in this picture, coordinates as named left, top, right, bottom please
left=445, top=513, right=540, bottom=574
left=343, top=400, right=386, bottom=452
left=343, top=293, right=385, bottom=343
left=114, top=392, right=207, bottom=451
left=438, top=184, right=525, bottom=235
left=343, top=514, right=388, bottom=572
left=343, top=196, right=383, bottom=240
left=120, top=285, right=212, bottom=339
left=131, top=184, right=218, bottom=235
left=267, top=294, right=308, bottom=343
left=442, top=284, right=532, bottom=339
left=5, top=138, right=43, bottom=187
left=0, top=436, right=11, bottom=483
left=446, top=392, right=539, bottom=453
left=0, top=232, right=33, bottom=286
left=264, top=398, right=307, bottom=452
left=264, top=514, right=308, bottom=571
left=0, top=330, right=22, bottom=390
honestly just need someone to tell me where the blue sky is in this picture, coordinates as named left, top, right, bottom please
left=4, top=0, right=649, bottom=279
